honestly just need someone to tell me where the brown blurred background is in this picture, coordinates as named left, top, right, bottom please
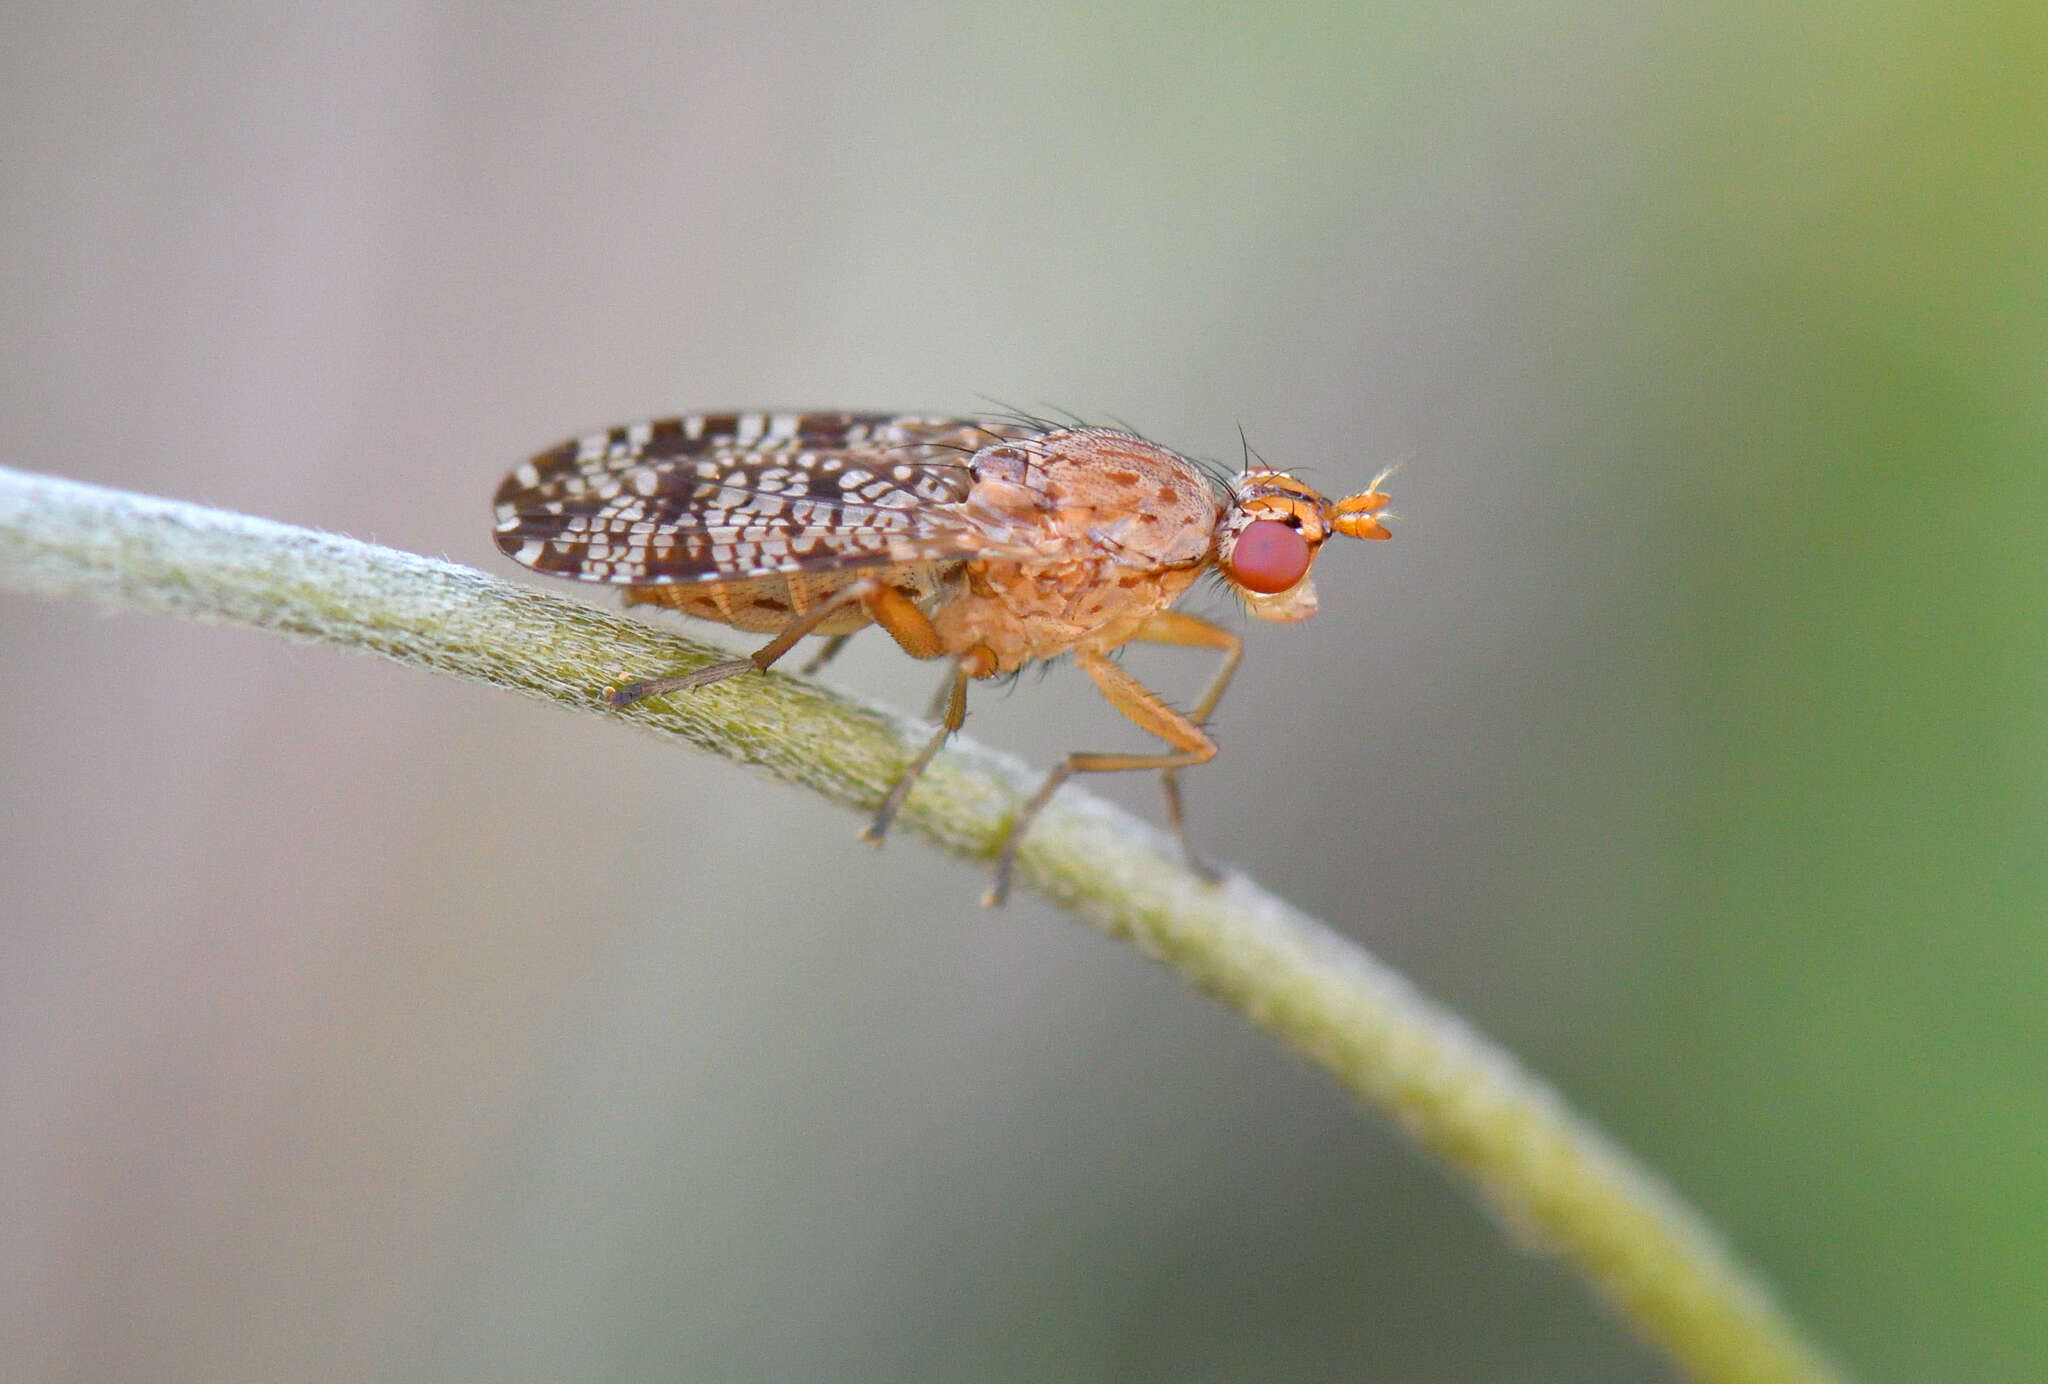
left=4, top=4, right=2044, bottom=1380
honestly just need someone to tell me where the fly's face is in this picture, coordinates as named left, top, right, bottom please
left=1215, top=468, right=1393, bottom=621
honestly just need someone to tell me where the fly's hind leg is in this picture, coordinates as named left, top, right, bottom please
left=604, top=575, right=994, bottom=847
left=606, top=579, right=944, bottom=706
left=986, top=647, right=1218, bottom=907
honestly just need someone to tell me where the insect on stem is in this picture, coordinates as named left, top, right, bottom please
left=495, top=411, right=1393, bottom=902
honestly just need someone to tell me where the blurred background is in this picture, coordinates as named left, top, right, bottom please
left=3, top=4, right=2042, bottom=1380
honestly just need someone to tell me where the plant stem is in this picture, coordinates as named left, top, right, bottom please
left=0, top=465, right=1844, bottom=1384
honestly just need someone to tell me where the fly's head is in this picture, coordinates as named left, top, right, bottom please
left=1216, top=468, right=1392, bottom=621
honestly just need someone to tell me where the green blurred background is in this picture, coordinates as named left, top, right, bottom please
left=3, top=4, right=2042, bottom=1380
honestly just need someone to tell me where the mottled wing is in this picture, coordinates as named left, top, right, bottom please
left=494, top=411, right=1032, bottom=585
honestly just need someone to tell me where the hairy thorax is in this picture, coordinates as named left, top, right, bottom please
left=936, top=555, right=1206, bottom=671
left=934, top=430, right=1222, bottom=673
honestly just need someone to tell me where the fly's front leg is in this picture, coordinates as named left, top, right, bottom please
left=986, top=647, right=1217, bottom=907
left=607, top=578, right=942, bottom=706
left=1124, top=611, right=1242, bottom=883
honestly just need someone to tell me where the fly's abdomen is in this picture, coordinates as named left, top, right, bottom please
left=623, top=562, right=957, bottom=633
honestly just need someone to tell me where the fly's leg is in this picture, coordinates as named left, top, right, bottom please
left=798, top=633, right=854, bottom=676
left=923, top=664, right=961, bottom=722
left=606, top=579, right=943, bottom=706
left=861, top=644, right=995, bottom=846
left=1125, top=611, right=1242, bottom=883
left=986, top=647, right=1217, bottom=907
left=608, top=579, right=989, bottom=851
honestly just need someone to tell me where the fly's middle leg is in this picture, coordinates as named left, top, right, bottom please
left=986, top=646, right=1218, bottom=907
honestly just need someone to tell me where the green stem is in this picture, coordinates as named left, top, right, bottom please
left=0, top=466, right=1843, bottom=1384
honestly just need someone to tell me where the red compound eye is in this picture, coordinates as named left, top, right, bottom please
left=1227, top=520, right=1312, bottom=594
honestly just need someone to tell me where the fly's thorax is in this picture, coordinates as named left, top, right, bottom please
left=966, top=428, right=1222, bottom=569
left=939, top=552, right=1206, bottom=673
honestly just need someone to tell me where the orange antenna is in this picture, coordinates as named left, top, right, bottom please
left=1330, top=467, right=1395, bottom=540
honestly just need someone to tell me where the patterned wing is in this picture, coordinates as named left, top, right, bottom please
left=494, top=411, right=1033, bottom=585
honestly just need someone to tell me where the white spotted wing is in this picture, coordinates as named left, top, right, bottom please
left=493, top=411, right=1036, bottom=585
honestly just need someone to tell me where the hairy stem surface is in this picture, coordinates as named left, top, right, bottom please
left=0, top=466, right=1843, bottom=1384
